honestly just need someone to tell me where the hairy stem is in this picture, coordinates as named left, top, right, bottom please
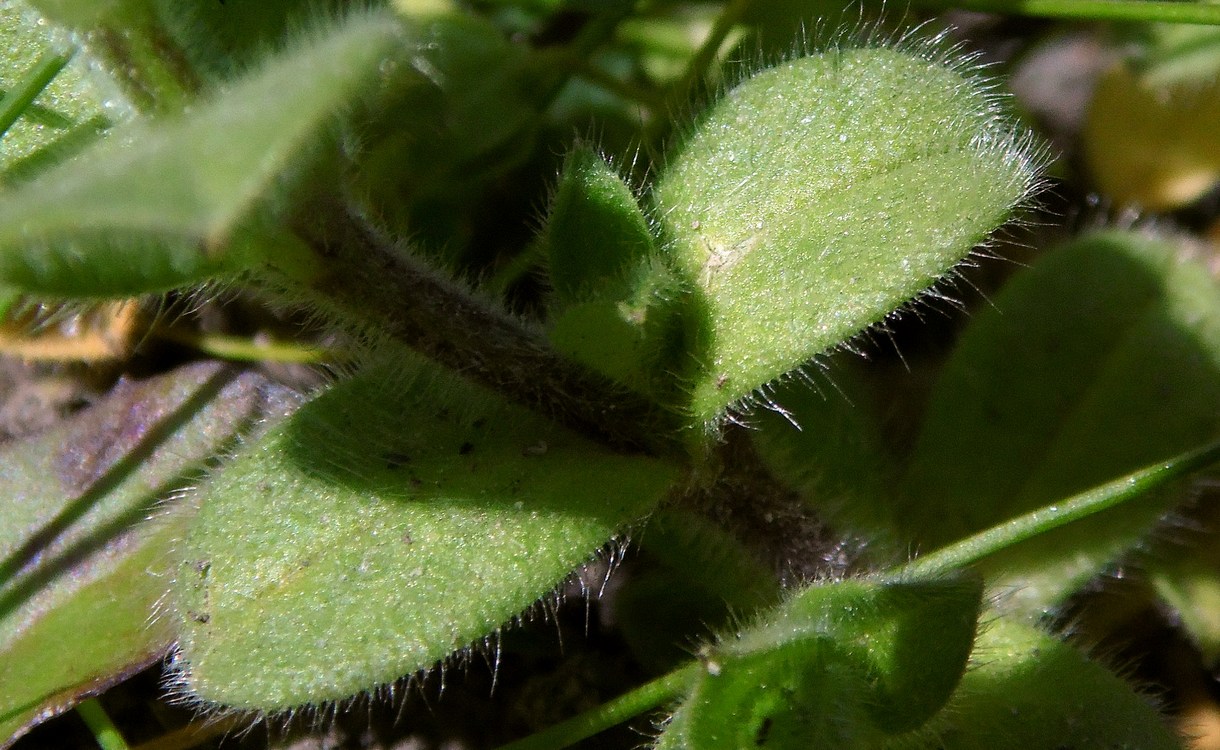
left=680, top=427, right=862, bottom=585
left=293, top=203, right=680, bottom=455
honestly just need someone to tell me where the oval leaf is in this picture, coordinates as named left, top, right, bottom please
left=652, top=43, right=1039, bottom=426
left=171, top=354, right=678, bottom=711
left=656, top=575, right=983, bottom=748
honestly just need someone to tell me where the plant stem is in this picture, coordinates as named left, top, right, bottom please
left=902, top=438, right=1220, bottom=579
left=294, top=204, right=680, bottom=455
left=153, top=327, right=344, bottom=364
left=495, top=664, right=698, bottom=750
left=671, top=0, right=754, bottom=100
left=76, top=698, right=130, bottom=750
left=0, top=52, right=70, bottom=140
left=916, top=0, right=1220, bottom=25
left=533, top=4, right=638, bottom=115
left=646, top=0, right=753, bottom=148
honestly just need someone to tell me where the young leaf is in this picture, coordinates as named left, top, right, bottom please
left=171, top=353, right=678, bottom=711
left=546, top=147, right=656, bottom=307
left=902, top=231, right=1220, bottom=616
left=544, top=147, right=679, bottom=393
left=0, top=12, right=407, bottom=297
left=655, top=575, right=983, bottom=748
left=0, top=363, right=298, bottom=748
left=652, top=43, right=1039, bottom=427
left=540, top=149, right=694, bottom=399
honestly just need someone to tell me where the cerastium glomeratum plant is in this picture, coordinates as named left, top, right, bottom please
left=5, top=2, right=1220, bottom=748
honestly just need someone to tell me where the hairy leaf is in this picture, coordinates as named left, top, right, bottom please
left=892, top=617, right=1181, bottom=749
left=0, top=363, right=298, bottom=748
left=544, top=148, right=674, bottom=392
left=655, top=576, right=982, bottom=748
left=546, top=147, right=655, bottom=306
left=0, top=13, right=407, bottom=297
left=653, top=43, right=1038, bottom=427
left=171, top=354, right=678, bottom=710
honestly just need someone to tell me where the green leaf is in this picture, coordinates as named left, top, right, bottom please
left=655, top=576, right=983, bottom=748
left=652, top=44, right=1038, bottom=427
left=0, top=364, right=298, bottom=748
left=0, top=12, right=407, bottom=297
left=544, top=147, right=685, bottom=393
left=893, top=617, right=1181, bottom=749
left=545, top=147, right=655, bottom=306
left=0, top=2, right=117, bottom=178
left=171, top=353, right=678, bottom=711
left=902, top=231, right=1220, bottom=615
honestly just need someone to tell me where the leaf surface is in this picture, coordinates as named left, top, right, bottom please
left=0, top=1, right=116, bottom=181
left=0, top=13, right=407, bottom=296
left=655, top=576, right=982, bottom=748
left=0, top=363, right=298, bottom=748
left=903, top=231, right=1220, bottom=615
left=652, top=45, right=1038, bottom=426
left=892, top=617, right=1181, bottom=749
left=172, top=354, right=678, bottom=710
